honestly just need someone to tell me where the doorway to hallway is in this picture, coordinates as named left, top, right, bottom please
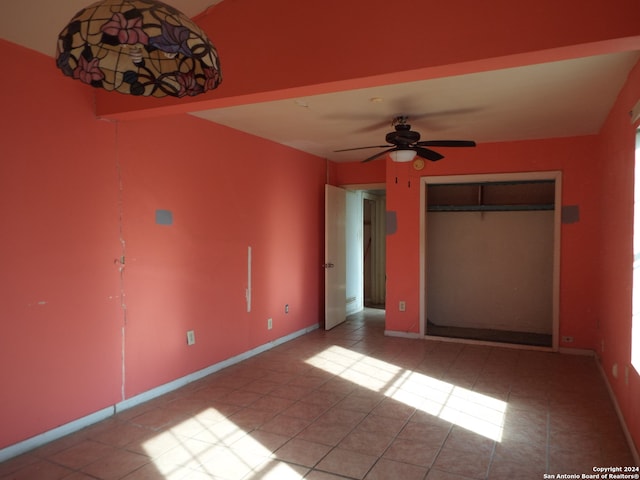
left=343, top=185, right=386, bottom=319
left=363, top=192, right=386, bottom=310
left=325, top=184, right=387, bottom=329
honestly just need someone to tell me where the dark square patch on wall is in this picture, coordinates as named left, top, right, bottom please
left=386, top=211, right=397, bottom=235
left=561, top=205, right=579, bottom=224
left=155, top=209, right=173, bottom=225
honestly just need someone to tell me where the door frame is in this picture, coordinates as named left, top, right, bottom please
left=419, top=171, right=562, bottom=351
left=340, top=183, right=386, bottom=313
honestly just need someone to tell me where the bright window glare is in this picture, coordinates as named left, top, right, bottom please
left=306, top=345, right=507, bottom=441
left=142, top=409, right=303, bottom=479
left=633, top=133, right=640, bottom=373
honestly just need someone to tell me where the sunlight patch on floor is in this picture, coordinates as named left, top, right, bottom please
left=141, top=343, right=507, bottom=479
left=142, top=408, right=304, bottom=479
left=306, top=345, right=507, bottom=441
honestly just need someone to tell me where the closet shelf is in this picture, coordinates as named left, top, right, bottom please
left=428, top=204, right=554, bottom=212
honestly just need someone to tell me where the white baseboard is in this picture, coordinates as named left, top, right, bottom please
left=0, top=323, right=319, bottom=463
left=116, top=323, right=318, bottom=413
left=558, top=346, right=594, bottom=356
left=384, top=330, right=423, bottom=339
left=596, top=358, right=640, bottom=466
left=0, top=407, right=114, bottom=463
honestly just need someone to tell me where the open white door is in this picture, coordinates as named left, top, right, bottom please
left=325, top=184, right=346, bottom=330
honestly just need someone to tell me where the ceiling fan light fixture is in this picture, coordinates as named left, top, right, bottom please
left=56, top=0, right=222, bottom=98
left=389, top=150, right=417, bottom=162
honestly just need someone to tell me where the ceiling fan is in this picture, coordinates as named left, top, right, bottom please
left=335, top=115, right=476, bottom=163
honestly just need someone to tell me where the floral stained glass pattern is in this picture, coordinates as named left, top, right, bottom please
left=56, top=0, right=222, bottom=98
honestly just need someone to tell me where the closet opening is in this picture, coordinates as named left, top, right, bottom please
left=421, top=173, right=561, bottom=349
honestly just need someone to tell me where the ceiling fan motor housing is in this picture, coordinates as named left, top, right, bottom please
left=386, top=124, right=421, bottom=146
left=333, top=115, right=475, bottom=162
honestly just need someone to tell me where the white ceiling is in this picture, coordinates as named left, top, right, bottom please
left=1, top=1, right=639, bottom=163
left=192, top=52, right=640, bottom=162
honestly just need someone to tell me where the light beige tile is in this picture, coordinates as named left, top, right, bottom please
left=274, top=438, right=332, bottom=467
left=488, top=459, right=547, bottom=480
left=1, top=459, right=74, bottom=480
left=383, top=437, right=441, bottom=467
left=431, top=446, right=492, bottom=479
left=230, top=429, right=290, bottom=456
left=442, top=425, right=496, bottom=455
left=365, top=458, right=429, bottom=480
left=315, top=447, right=378, bottom=479
left=82, top=449, right=149, bottom=480
left=282, top=401, right=329, bottom=421
left=399, top=420, right=451, bottom=446
left=258, top=413, right=311, bottom=437
left=296, top=422, right=353, bottom=446
left=249, top=459, right=309, bottom=479
left=304, top=471, right=350, bottom=480
left=47, top=440, right=116, bottom=469
left=338, top=429, right=394, bottom=456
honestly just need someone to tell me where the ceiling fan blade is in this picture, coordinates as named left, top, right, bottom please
left=334, top=145, right=391, bottom=152
left=362, top=148, right=397, bottom=163
left=414, top=147, right=444, bottom=161
left=417, top=140, right=476, bottom=147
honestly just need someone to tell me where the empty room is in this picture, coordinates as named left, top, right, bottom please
left=1, top=1, right=639, bottom=478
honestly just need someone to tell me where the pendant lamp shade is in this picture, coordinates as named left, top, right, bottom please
left=56, top=0, right=222, bottom=98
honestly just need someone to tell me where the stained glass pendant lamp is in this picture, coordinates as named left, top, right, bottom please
left=56, top=0, right=222, bottom=98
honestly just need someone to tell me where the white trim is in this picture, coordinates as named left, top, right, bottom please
left=596, top=358, right=640, bottom=466
left=419, top=177, right=427, bottom=336
left=384, top=330, right=423, bottom=339
left=558, top=347, right=594, bottom=356
left=0, top=407, right=114, bottom=463
left=246, top=246, right=252, bottom=313
left=0, top=323, right=319, bottom=463
left=116, top=323, right=319, bottom=413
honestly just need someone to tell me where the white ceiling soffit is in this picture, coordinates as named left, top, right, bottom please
left=192, top=51, right=640, bottom=163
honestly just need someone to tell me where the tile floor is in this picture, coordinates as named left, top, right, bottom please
left=0, top=309, right=637, bottom=479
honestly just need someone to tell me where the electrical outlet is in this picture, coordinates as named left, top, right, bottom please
left=267, top=318, right=273, bottom=330
left=399, top=301, right=406, bottom=312
left=285, top=304, right=289, bottom=314
left=561, top=336, right=573, bottom=343
left=186, top=330, right=195, bottom=346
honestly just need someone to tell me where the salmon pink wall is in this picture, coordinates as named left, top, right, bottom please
left=335, top=136, right=603, bottom=349
left=597, top=59, right=640, bottom=455
left=0, top=40, right=123, bottom=449
left=0, top=39, right=326, bottom=450
left=118, top=115, right=326, bottom=397
left=331, top=160, right=385, bottom=186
